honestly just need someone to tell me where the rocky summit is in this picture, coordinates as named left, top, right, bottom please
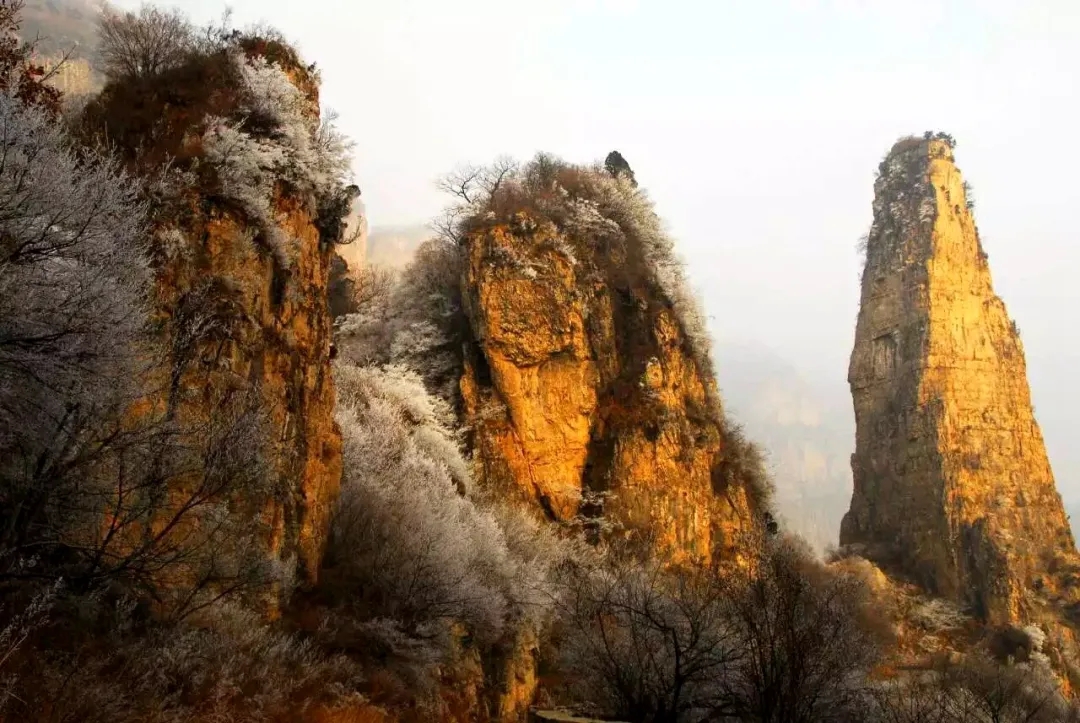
left=842, top=136, right=1080, bottom=627
left=457, top=160, right=768, bottom=565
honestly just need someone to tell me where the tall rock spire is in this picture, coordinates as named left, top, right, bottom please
left=842, top=136, right=1079, bottom=624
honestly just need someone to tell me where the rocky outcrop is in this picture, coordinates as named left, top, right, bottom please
left=458, top=172, right=764, bottom=563
left=841, top=136, right=1080, bottom=626
left=157, top=193, right=342, bottom=585
left=79, top=38, right=345, bottom=588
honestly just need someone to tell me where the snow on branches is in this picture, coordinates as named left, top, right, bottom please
left=201, top=50, right=352, bottom=266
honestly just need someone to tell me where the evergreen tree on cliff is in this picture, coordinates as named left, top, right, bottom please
left=604, top=149, right=637, bottom=187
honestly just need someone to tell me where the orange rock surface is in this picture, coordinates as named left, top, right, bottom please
left=843, top=137, right=1080, bottom=626
left=461, top=219, right=756, bottom=563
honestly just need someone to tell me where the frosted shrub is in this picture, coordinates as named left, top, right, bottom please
left=6, top=603, right=363, bottom=722
left=327, top=360, right=573, bottom=658
left=201, top=49, right=353, bottom=265
left=484, top=500, right=587, bottom=627
left=335, top=238, right=465, bottom=405
left=202, top=118, right=289, bottom=262
left=234, top=54, right=351, bottom=195
left=1022, top=624, right=1053, bottom=670
left=0, top=90, right=148, bottom=421
left=330, top=362, right=515, bottom=641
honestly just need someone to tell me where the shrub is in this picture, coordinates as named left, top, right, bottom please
left=322, top=359, right=581, bottom=714
left=4, top=602, right=364, bottom=722
left=326, top=362, right=562, bottom=644
left=714, top=536, right=886, bottom=723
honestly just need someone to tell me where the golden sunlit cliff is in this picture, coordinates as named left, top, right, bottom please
left=840, top=134, right=1080, bottom=685
left=78, top=35, right=344, bottom=588
left=455, top=157, right=771, bottom=564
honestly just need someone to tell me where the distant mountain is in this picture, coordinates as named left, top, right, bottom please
left=364, top=224, right=431, bottom=270
left=20, top=0, right=98, bottom=57
left=714, top=339, right=854, bottom=553
left=19, top=0, right=102, bottom=96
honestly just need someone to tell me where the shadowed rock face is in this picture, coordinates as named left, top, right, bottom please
left=842, top=137, right=1079, bottom=624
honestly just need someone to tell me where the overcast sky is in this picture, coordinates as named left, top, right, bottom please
left=139, top=0, right=1080, bottom=496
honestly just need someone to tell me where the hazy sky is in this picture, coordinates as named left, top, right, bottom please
left=135, top=0, right=1080, bottom=495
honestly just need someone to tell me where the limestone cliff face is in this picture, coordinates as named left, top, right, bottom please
left=80, top=41, right=345, bottom=587
left=841, top=137, right=1080, bottom=624
left=156, top=194, right=342, bottom=584
left=460, top=213, right=756, bottom=563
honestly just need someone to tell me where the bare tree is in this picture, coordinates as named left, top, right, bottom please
left=552, top=534, right=887, bottom=723
left=96, top=3, right=196, bottom=82
left=715, top=535, right=885, bottom=723
left=435, top=156, right=517, bottom=206
left=555, top=546, right=740, bottom=723
left=433, top=155, right=518, bottom=244
left=936, top=654, right=1076, bottom=723
left=865, top=675, right=955, bottom=723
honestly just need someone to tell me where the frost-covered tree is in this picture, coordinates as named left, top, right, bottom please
left=202, top=49, right=353, bottom=265
left=0, top=90, right=149, bottom=559
left=716, top=536, right=884, bottom=723
left=327, top=362, right=569, bottom=647
left=0, top=87, right=284, bottom=617
left=335, top=238, right=465, bottom=405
